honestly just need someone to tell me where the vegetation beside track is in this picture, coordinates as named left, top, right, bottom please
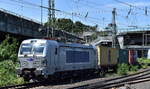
left=116, top=58, right=150, bottom=76
left=138, top=58, right=150, bottom=69
left=117, top=63, right=138, bottom=75
left=0, top=36, right=24, bottom=87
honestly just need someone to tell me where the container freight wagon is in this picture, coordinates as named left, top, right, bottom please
left=118, top=49, right=129, bottom=64
left=96, top=46, right=118, bottom=70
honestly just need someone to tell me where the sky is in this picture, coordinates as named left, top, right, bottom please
left=0, top=0, right=150, bottom=31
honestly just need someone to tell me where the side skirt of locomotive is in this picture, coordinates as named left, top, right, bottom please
left=21, top=68, right=100, bottom=82
left=20, top=66, right=117, bottom=82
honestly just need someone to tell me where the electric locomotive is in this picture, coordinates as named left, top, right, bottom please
left=17, top=39, right=98, bottom=81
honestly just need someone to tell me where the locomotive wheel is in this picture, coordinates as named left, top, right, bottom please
left=99, top=69, right=105, bottom=77
left=29, top=78, right=39, bottom=82
left=23, top=75, right=31, bottom=82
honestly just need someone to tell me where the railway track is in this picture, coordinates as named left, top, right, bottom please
left=98, top=77, right=150, bottom=89
left=1, top=68, right=150, bottom=89
left=0, top=81, right=50, bottom=89
left=68, top=68, right=150, bottom=89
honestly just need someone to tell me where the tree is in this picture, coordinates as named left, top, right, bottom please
left=55, top=18, right=74, bottom=32
left=74, top=21, right=84, bottom=33
left=0, top=35, right=18, bottom=62
left=45, top=18, right=97, bottom=34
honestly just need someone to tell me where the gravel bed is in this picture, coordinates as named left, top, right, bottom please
left=118, top=80, right=150, bottom=89
left=30, top=77, right=110, bottom=89
left=30, top=68, right=150, bottom=89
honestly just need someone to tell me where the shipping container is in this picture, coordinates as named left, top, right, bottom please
left=110, top=48, right=118, bottom=65
left=97, top=46, right=109, bottom=66
left=118, top=49, right=128, bottom=64
left=97, top=46, right=118, bottom=67
left=128, top=50, right=138, bottom=64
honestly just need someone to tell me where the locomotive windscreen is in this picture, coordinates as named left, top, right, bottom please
left=33, top=44, right=45, bottom=55
left=66, top=51, right=89, bottom=63
left=20, top=44, right=32, bottom=54
left=19, top=43, right=45, bottom=55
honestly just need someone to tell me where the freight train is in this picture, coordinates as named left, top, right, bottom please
left=16, top=39, right=135, bottom=81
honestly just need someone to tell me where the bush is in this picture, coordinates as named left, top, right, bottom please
left=0, top=35, right=18, bottom=62
left=0, top=36, right=24, bottom=87
left=0, top=60, right=24, bottom=86
left=137, top=58, right=150, bottom=64
left=130, top=65, right=138, bottom=72
left=117, top=63, right=129, bottom=75
left=137, top=58, right=150, bottom=69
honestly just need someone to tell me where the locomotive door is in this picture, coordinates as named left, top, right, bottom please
left=46, top=44, right=56, bottom=74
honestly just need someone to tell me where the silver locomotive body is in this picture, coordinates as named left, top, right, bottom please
left=17, top=39, right=97, bottom=81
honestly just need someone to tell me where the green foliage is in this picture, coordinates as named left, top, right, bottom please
left=141, top=64, right=148, bottom=69
left=55, top=18, right=74, bottom=32
left=137, top=58, right=150, bottom=69
left=0, top=35, right=18, bottom=62
left=45, top=18, right=97, bottom=34
left=0, top=36, right=24, bottom=87
left=137, top=58, right=150, bottom=64
left=117, top=63, right=129, bottom=75
left=90, top=33, right=98, bottom=40
left=130, top=65, right=138, bottom=72
left=117, top=58, right=150, bottom=76
left=0, top=60, right=24, bottom=87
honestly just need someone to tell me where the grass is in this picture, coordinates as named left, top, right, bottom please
left=105, top=58, right=150, bottom=77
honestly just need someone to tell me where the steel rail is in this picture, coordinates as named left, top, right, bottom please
left=68, top=68, right=150, bottom=89
left=87, top=70, right=150, bottom=89
left=0, top=81, right=48, bottom=89
left=99, top=77, right=150, bottom=89
left=2, top=68, right=150, bottom=89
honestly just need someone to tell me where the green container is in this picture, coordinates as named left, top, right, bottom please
left=118, top=49, right=128, bottom=64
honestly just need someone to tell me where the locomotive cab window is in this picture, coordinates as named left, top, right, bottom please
left=33, top=44, right=45, bottom=55
left=19, top=43, right=45, bottom=55
left=20, top=44, right=32, bottom=55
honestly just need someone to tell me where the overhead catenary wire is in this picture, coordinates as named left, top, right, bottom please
left=3, top=0, right=134, bottom=27
left=73, top=0, right=150, bottom=19
left=74, top=0, right=141, bottom=27
left=74, top=0, right=150, bottom=18
left=72, top=0, right=133, bottom=12
left=71, top=0, right=114, bottom=27
left=0, top=0, right=85, bottom=25
left=76, top=0, right=149, bottom=18
left=8, top=0, right=107, bottom=26
left=72, top=0, right=150, bottom=27
left=72, top=0, right=150, bottom=30
left=1, top=0, right=102, bottom=26
left=2, top=0, right=149, bottom=28
left=113, top=0, right=148, bottom=12
left=65, top=0, right=150, bottom=28
left=73, top=0, right=112, bottom=13
left=0, top=0, right=44, bottom=23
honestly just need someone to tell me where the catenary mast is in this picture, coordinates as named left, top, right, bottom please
left=48, top=0, right=55, bottom=37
